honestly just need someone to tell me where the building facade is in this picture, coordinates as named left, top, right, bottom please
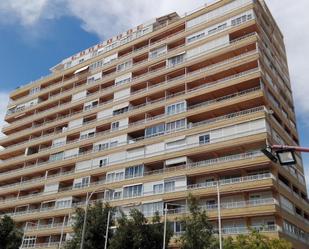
left=0, top=0, right=308, bottom=248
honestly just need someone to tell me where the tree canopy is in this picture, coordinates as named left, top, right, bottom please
left=109, top=209, right=173, bottom=249
left=178, top=194, right=217, bottom=249
left=0, top=215, right=22, bottom=249
left=223, top=230, right=292, bottom=249
left=64, top=201, right=114, bottom=249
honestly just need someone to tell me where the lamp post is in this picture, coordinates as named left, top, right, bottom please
left=217, top=181, right=222, bottom=249
left=58, top=216, right=67, bottom=249
left=80, top=186, right=112, bottom=249
left=163, top=203, right=185, bottom=249
left=20, top=222, right=37, bottom=248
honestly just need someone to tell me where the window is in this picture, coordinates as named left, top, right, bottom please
left=166, top=138, right=186, bottom=148
left=145, top=123, right=165, bottom=137
left=110, top=141, right=118, bottom=148
left=142, top=202, right=163, bottom=217
left=89, top=60, right=103, bottom=71
left=80, top=131, right=95, bottom=140
left=23, top=236, right=36, bottom=248
left=208, top=23, right=227, bottom=35
left=113, top=106, right=129, bottom=115
left=165, top=119, right=186, bottom=132
left=167, top=53, right=185, bottom=67
left=120, top=35, right=133, bottom=45
left=117, top=60, right=132, bottom=72
left=115, top=73, right=132, bottom=86
left=231, top=13, right=252, bottom=26
left=166, top=102, right=186, bottom=115
left=107, top=172, right=124, bottom=182
left=123, top=184, right=143, bottom=198
left=94, top=143, right=109, bottom=152
left=49, top=152, right=64, bottom=162
left=114, top=191, right=122, bottom=200
left=111, top=121, right=120, bottom=131
left=164, top=181, right=175, bottom=192
left=55, top=199, right=71, bottom=209
left=99, top=158, right=108, bottom=167
left=74, top=176, right=90, bottom=189
left=125, top=165, right=144, bottom=179
left=84, top=100, right=99, bottom=111
left=153, top=184, right=163, bottom=194
left=199, top=134, right=210, bottom=144
left=149, top=45, right=167, bottom=59
left=187, top=31, right=205, bottom=43
left=29, top=86, right=40, bottom=95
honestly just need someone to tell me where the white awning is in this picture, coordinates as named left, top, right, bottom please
left=165, top=156, right=187, bottom=166
left=74, top=65, right=89, bottom=74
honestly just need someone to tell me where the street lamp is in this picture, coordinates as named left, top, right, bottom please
left=80, top=186, right=112, bottom=249
left=261, top=144, right=309, bottom=166
left=216, top=181, right=222, bottom=249
left=276, top=149, right=296, bottom=166
left=20, top=221, right=37, bottom=248
left=163, top=203, right=185, bottom=249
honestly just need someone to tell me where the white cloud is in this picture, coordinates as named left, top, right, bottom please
left=265, top=0, right=309, bottom=125
left=0, top=0, right=308, bottom=187
left=0, top=92, right=9, bottom=141
left=65, top=0, right=206, bottom=39
left=0, top=0, right=49, bottom=25
left=1, top=0, right=308, bottom=123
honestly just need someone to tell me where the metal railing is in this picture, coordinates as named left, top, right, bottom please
left=5, top=29, right=257, bottom=128
left=0, top=146, right=268, bottom=204
left=0, top=105, right=266, bottom=179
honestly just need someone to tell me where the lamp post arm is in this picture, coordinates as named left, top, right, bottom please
left=271, top=145, right=309, bottom=153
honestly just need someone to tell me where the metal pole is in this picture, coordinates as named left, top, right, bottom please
left=20, top=222, right=28, bottom=249
left=271, top=144, right=309, bottom=153
left=217, top=182, right=222, bottom=249
left=104, top=210, right=111, bottom=249
left=80, top=192, right=90, bottom=249
left=58, top=216, right=66, bottom=249
left=162, top=203, right=168, bottom=249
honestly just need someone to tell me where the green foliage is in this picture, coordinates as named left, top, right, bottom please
left=223, top=230, right=292, bottom=249
left=108, top=209, right=173, bottom=249
left=64, top=201, right=114, bottom=249
left=179, top=194, right=217, bottom=249
left=0, top=215, right=22, bottom=249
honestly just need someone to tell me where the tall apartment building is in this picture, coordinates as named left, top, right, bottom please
left=0, top=0, right=308, bottom=248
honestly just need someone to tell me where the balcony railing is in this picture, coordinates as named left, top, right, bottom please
left=12, top=0, right=254, bottom=109
left=0, top=87, right=262, bottom=189
left=0, top=150, right=270, bottom=205
left=0, top=106, right=266, bottom=180
left=1, top=151, right=264, bottom=217
left=5, top=29, right=257, bottom=129
left=1, top=65, right=261, bottom=166
left=1, top=46, right=259, bottom=150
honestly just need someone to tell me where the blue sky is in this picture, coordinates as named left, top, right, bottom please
left=0, top=0, right=308, bottom=190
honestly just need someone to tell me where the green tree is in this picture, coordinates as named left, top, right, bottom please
left=179, top=194, right=217, bottom=249
left=0, top=215, right=22, bottom=249
left=64, top=201, right=114, bottom=249
left=223, top=230, right=292, bottom=249
left=109, top=209, right=173, bottom=249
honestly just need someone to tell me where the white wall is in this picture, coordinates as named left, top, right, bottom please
left=52, top=137, right=66, bottom=147
left=72, top=90, right=87, bottom=102
left=114, top=88, right=131, bottom=100
left=97, top=108, right=113, bottom=120
left=146, top=142, right=165, bottom=156
left=64, top=148, right=79, bottom=159
left=127, top=147, right=145, bottom=159
left=75, top=160, right=92, bottom=172
left=68, top=118, right=83, bottom=129
left=44, top=182, right=59, bottom=194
